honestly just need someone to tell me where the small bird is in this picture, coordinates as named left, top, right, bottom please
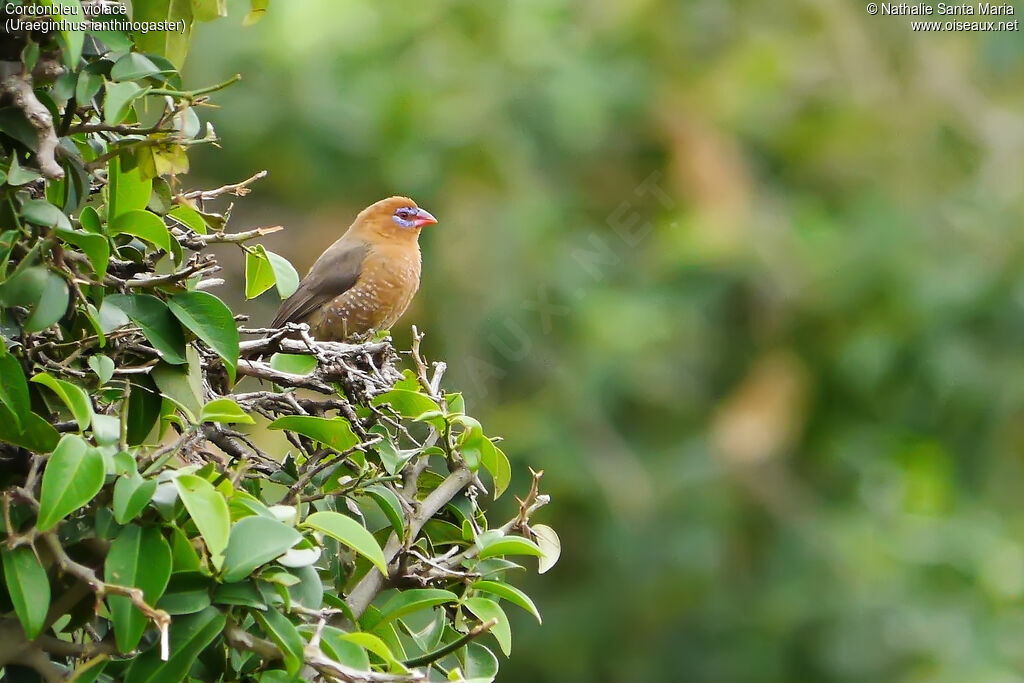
left=270, top=196, right=437, bottom=341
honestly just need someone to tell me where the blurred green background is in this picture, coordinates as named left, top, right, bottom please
left=184, top=1, right=1024, bottom=680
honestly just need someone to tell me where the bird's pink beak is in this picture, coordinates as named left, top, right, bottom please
left=412, top=208, right=437, bottom=228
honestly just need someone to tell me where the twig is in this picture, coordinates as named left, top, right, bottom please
left=345, top=465, right=475, bottom=619
left=42, top=534, right=170, bottom=634
left=402, top=618, right=498, bottom=668
left=181, top=169, right=267, bottom=201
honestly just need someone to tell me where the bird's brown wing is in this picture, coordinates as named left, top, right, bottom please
left=270, top=238, right=370, bottom=328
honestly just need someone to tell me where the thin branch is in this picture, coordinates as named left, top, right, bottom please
left=345, top=465, right=475, bottom=619
left=402, top=618, right=498, bottom=668
left=180, top=169, right=267, bottom=201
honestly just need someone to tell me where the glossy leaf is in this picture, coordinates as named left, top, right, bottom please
left=108, top=156, right=151, bottom=218
left=364, top=484, right=405, bottom=542
left=123, top=606, right=226, bottom=683
left=244, top=244, right=276, bottom=299
left=105, top=524, right=172, bottom=652
left=221, top=516, right=302, bottom=583
left=21, top=199, right=71, bottom=230
left=110, top=52, right=162, bottom=81
left=476, top=535, right=544, bottom=561
left=167, top=204, right=207, bottom=234
left=109, top=210, right=173, bottom=254
left=266, top=250, right=300, bottom=298
left=167, top=291, right=239, bottom=383
left=532, top=524, right=560, bottom=574
left=22, top=270, right=69, bottom=332
left=31, top=372, right=92, bottom=430
left=112, top=472, right=157, bottom=524
left=375, top=588, right=458, bottom=625
left=37, top=435, right=105, bottom=531
left=269, top=353, right=317, bottom=375
left=0, top=352, right=31, bottom=428
left=104, top=81, right=148, bottom=125
left=56, top=227, right=110, bottom=281
left=254, top=608, right=304, bottom=676
left=175, top=473, right=230, bottom=567
left=463, top=597, right=512, bottom=657
left=1, top=547, right=50, bottom=640
left=268, top=415, right=359, bottom=452
left=102, top=294, right=187, bottom=364
left=470, top=580, right=541, bottom=623
left=199, top=398, right=254, bottom=425
left=301, top=511, right=388, bottom=575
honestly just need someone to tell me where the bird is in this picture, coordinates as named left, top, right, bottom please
left=270, top=196, right=437, bottom=341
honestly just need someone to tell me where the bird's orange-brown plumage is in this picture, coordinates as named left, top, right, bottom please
left=271, top=196, right=437, bottom=341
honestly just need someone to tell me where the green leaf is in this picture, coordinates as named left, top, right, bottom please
left=109, top=209, right=172, bottom=254
left=334, top=631, right=409, bottom=673
left=269, top=353, right=317, bottom=376
left=199, top=398, right=254, bottom=425
left=482, top=443, right=512, bottom=500
left=364, top=484, right=405, bottom=542
left=301, top=511, right=388, bottom=576
left=462, top=597, right=512, bottom=657
left=56, top=227, right=110, bottom=281
left=213, top=580, right=266, bottom=609
left=79, top=205, right=102, bottom=233
left=126, top=375, right=162, bottom=445
left=110, top=52, right=163, bottom=81
left=254, top=608, right=305, bottom=676
left=21, top=199, right=71, bottom=231
left=36, top=435, right=105, bottom=531
left=123, top=606, right=225, bottom=683
left=104, top=81, right=149, bottom=125
left=91, top=413, right=120, bottom=446
left=159, top=571, right=214, bottom=615
left=0, top=352, right=31, bottom=429
left=102, top=294, right=187, bottom=364
left=221, top=516, right=302, bottom=583
left=167, top=204, right=207, bottom=234
left=371, top=389, right=439, bottom=421
left=470, top=580, right=541, bottom=623
left=532, top=523, right=560, bottom=574
left=132, top=0, right=193, bottom=67
left=108, top=155, right=152, bottom=218
left=31, top=372, right=92, bottom=430
left=167, top=291, right=239, bottom=383
left=175, top=474, right=230, bottom=567
left=76, top=70, right=102, bottom=104
left=243, top=0, right=269, bottom=25
left=375, top=588, right=458, bottom=625
left=112, top=472, right=157, bottom=524
left=266, top=250, right=300, bottom=298
left=23, top=270, right=69, bottom=332
left=192, top=0, right=227, bottom=22
left=244, top=244, right=276, bottom=299
left=476, top=535, right=544, bottom=561
left=88, top=354, right=115, bottom=384
left=105, top=525, right=172, bottom=652
left=1, top=547, right=50, bottom=640
left=0, top=407, right=60, bottom=452
left=462, top=642, right=499, bottom=681
left=152, top=355, right=203, bottom=420
left=268, top=415, right=359, bottom=452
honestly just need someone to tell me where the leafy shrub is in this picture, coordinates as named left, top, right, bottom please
left=0, top=3, right=557, bottom=681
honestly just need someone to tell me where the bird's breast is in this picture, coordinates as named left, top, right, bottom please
left=307, top=244, right=421, bottom=339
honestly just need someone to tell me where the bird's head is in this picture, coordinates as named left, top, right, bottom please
left=354, top=196, right=437, bottom=241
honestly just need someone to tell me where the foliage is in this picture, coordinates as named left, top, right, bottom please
left=187, top=2, right=1024, bottom=682
left=0, top=2, right=556, bottom=682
